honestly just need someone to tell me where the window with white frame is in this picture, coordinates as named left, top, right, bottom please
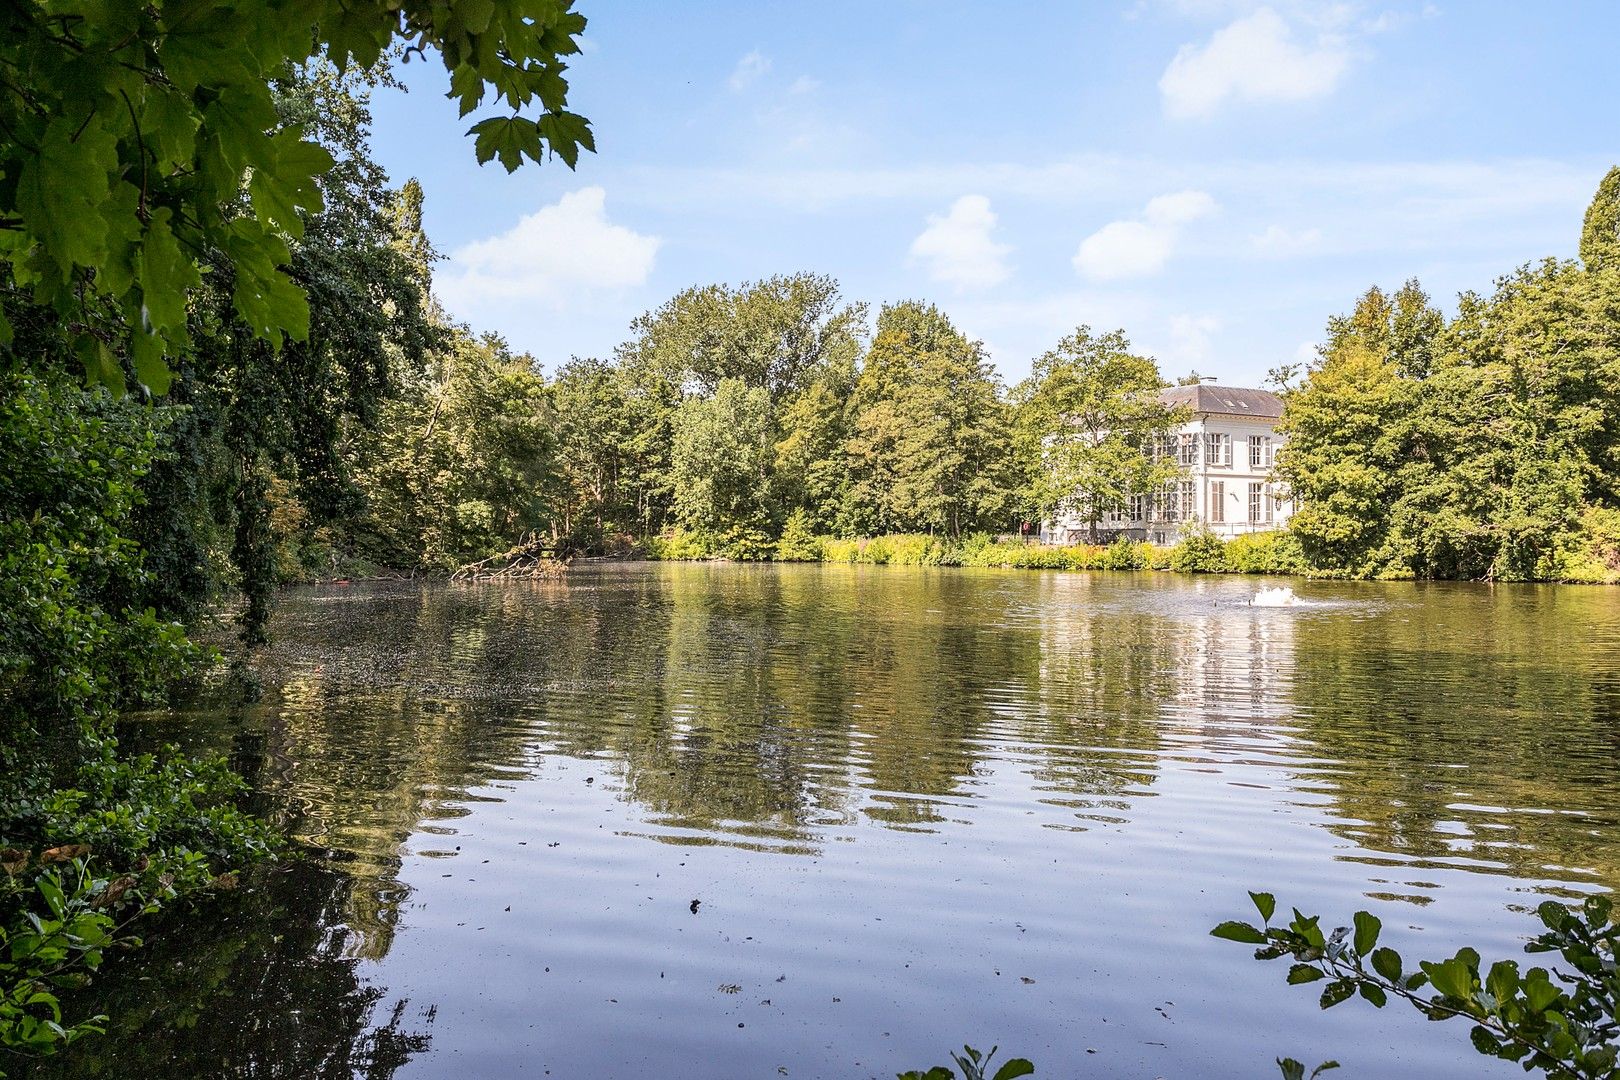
left=1248, top=482, right=1264, bottom=523
left=1178, top=432, right=1198, bottom=466
left=1180, top=479, right=1195, bottom=519
left=1129, top=494, right=1145, bottom=521
left=1263, top=484, right=1276, bottom=523
left=1249, top=435, right=1273, bottom=469
left=1204, top=432, right=1231, bottom=467
left=1209, top=480, right=1225, bottom=523
left=1160, top=483, right=1180, bottom=522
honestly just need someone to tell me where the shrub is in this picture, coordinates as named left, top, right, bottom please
left=775, top=510, right=823, bottom=562
left=1170, top=527, right=1228, bottom=573
left=716, top=525, right=776, bottom=561
left=820, top=537, right=862, bottom=563
left=1102, top=536, right=1151, bottom=570
left=884, top=533, right=954, bottom=566
left=644, top=526, right=715, bottom=561
left=1225, top=530, right=1312, bottom=575
left=1558, top=506, right=1620, bottom=584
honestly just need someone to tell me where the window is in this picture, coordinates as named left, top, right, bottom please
left=1178, top=432, right=1198, bottom=466
left=1249, top=435, right=1272, bottom=469
left=1209, top=481, right=1225, bottom=523
left=1180, top=480, right=1195, bottom=520
left=1129, top=494, right=1145, bottom=521
left=1204, top=432, right=1231, bottom=467
left=1248, top=482, right=1264, bottom=523
left=1264, top=485, right=1276, bottom=524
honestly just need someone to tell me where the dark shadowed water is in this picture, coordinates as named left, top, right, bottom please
left=35, top=564, right=1620, bottom=1079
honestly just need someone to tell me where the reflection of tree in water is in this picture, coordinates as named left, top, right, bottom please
left=1283, top=584, right=1620, bottom=895
left=32, top=861, right=432, bottom=1079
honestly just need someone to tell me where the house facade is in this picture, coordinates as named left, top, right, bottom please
left=1043, top=383, right=1294, bottom=546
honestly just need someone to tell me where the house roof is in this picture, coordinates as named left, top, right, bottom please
left=1160, top=383, right=1284, bottom=418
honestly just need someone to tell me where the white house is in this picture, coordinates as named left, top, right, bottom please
left=1043, top=383, right=1295, bottom=546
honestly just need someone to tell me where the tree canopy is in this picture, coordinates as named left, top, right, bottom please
left=0, top=0, right=592, bottom=391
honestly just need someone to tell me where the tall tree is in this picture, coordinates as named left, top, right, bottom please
left=614, top=274, right=866, bottom=534
left=842, top=302, right=1015, bottom=537
left=1275, top=287, right=1426, bottom=575
left=1580, top=166, right=1620, bottom=273
left=1011, top=326, right=1184, bottom=540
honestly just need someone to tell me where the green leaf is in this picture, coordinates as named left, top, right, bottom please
left=15, top=118, right=119, bottom=278
left=1358, top=982, right=1387, bottom=1007
left=991, top=1059, right=1035, bottom=1080
left=1309, top=1064, right=1340, bottom=1079
left=1288, top=963, right=1325, bottom=985
left=1420, top=957, right=1474, bottom=1002
left=1370, top=947, right=1402, bottom=983
left=136, top=208, right=201, bottom=339
left=1212, top=921, right=1267, bottom=944
left=1276, top=1058, right=1304, bottom=1080
left=248, top=129, right=334, bottom=238
left=1250, top=891, right=1277, bottom=923
left=1352, top=911, right=1381, bottom=956
left=1318, top=980, right=1355, bottom=1009
left=469, top=116, right=543, bottom=172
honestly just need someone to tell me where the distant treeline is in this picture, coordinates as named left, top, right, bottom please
left=263, top=163, right=1620, bottom=589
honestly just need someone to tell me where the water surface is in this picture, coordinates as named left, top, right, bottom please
left=42, top=564, right=1620, bottom=1078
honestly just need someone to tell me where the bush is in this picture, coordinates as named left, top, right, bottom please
left=1102, top=536, right=1151, bottom=570
left=1225, top=530, right=1312, bottom=575
left=643, top=526, right=715, bottom=561
left=775, top=510, right=823, bottom=562
left=716, top=525, right=776, bottom=561
left=820, top=536, right=862, bottom=563
left=1170, top=527, right=1228, bottom=573
left=1559, top=506, right=1620, bottom=584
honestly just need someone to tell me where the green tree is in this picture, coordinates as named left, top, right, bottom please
left=356, top=331, right=557, bottom=569
left=842, top=302, right=1016, bottom=537
left=1011, top=326, right=1183, bottom=540
left=551, top=356, right=640, bottom=547
left=615, top=274, right=866, bottom=535
left=0, top=0, right=592, bottom=390
left=1276, top=286, right=1430, bottom=575
left=1580, top=166, right=1620, bottom=273
left=670, top=377, right=778, bottom=550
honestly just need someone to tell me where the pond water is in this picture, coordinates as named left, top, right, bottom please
left=37, top=564, right=1620, bottom=1079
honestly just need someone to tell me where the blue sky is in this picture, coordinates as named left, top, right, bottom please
left=366, top=1, right=1619, bottom=388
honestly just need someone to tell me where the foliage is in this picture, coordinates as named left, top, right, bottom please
left=1214, top=890, right=1620, bottom=1079
left=775, top=510, right=823, bottom=561
left=1224, top=531, right=1311, bottom=575
left=643, top=527, right=716, bottom=562
left=0, top=0, right=591, bottom=391
left=1169, top=526, right=1228, bottom=573
left=354, top=330, right=557, bottom=570
left=898, top=1044, right=1034, bottom=1080
left=671, top=378, right=778, bottom=538
left=1281, top=171, right=1620, bottom=584
left=843, top=303, right=1017, bottom=538
left=1581, top=167, right=1620, bottom=273
left=0, top=370, right=276, bottom=1066
left=1012, top=326, right=1185, bottom=538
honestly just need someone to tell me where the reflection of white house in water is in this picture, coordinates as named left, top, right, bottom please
left=1044, top=383, right=1296, bottom=546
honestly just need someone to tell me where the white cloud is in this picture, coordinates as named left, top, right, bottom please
left=1073, top=189, right=1216, bottom=281
left=909, top=194, right=1013, bottom=290
left=728, top=50, right=771, bottom=92
left=1167, top=314, right=1222, bottom=365
left=437, top=188, right=660, bottom=309
left=788, top=75, right=821, bottom=95
left=1252, top=223, right=1324, bottom=255
left=1159, top=6, right=1350, bottom=119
